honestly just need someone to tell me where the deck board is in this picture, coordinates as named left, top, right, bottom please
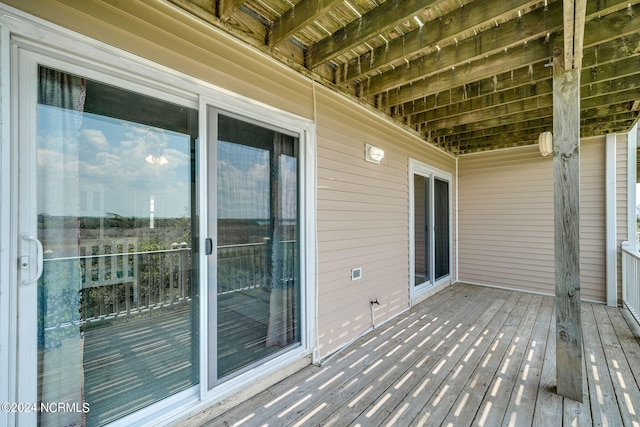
left=465, top=294, right=543, bottom=427
left=501, top=294, right=554, bottom=427
left=185, top=283, right=640, bottom=427
left=583, top=303, right=622, bottom=426
left=592, top=304, right=640, bottom=426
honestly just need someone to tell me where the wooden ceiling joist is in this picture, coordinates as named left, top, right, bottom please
left=267, top=0, right=342, bottom=47
left=337, top=0, right=545, bottom=85
left=359, top=3, right=562, bottom=98
left=305, top=0, right=442, bottom=68
left=218, top=0, right=248, bottom=21
left=173, top=0, right=640, bottom=155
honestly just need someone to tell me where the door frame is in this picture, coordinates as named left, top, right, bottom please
left=198, top=95, right=316, bottom=397
left=3, top=8, right=316, bottom=425
left=409, top=158, right=453, bottom=302
left=12, top=43, right=203, bottom=426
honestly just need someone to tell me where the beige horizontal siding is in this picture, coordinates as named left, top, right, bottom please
left=579, top=137, right=606, bottom=302
left=617, top=132, right=630, bottom=305
left=458, top=145, right=554, bottom=295
left=315, top=85, right=455, bottom=357
left=459, top=140, right=608, bottom=302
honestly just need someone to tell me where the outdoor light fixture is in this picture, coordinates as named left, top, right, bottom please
left=365, top=143, right=385, bottom=164
left=538, top=131, right=553, bottom=156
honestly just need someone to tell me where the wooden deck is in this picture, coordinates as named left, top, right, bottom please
left=187, top=283, right=640, bottom=427
left=82, top=303, right=196, bottom=426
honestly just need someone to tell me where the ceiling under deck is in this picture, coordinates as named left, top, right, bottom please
left=169, top=0, right=640, bottom=155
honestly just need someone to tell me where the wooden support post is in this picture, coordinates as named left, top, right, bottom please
left=553, top=48, right=583, bottom=402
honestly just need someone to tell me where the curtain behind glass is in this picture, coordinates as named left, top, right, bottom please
left=266, top=134, right=297, bottom=347
left=37, top=67, right=85, bottom=427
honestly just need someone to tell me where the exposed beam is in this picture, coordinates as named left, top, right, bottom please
left=376, top=4, right=640, bottom=108
left=414, top=70, right=640, bottom=130
left=397, top=60, right=554, bottom=117
left=337, top=0, right=542, bottom=84
left=267, top=0, right=342, bottom=46
left=340, top=0, right=639, bottom=86
left=447, top=108, right=637, bottom=154
left=563, top=0, right=575, bottom=70
left=376, top=40, right=553, bottom=108
left=218, top=0, right=247, bottom=21
left=400, top=45, right=640, bottom=121
left=447, top=112, right=638, bottom=150
left=582, top=3, right=640, bottom=48
left=432, top=106, right=554, bottom=135
left=358, top=2, right=562, bottom=97
left=305, top=0, right=440, bottom=68
left=572, top=0, right=587, bottom=69
left=429, top=94, right=636, bottom=143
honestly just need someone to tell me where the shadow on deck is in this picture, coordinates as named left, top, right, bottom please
left=185, top=283, right=640, bottom=427
left=81, top=287, right=282, bottom=425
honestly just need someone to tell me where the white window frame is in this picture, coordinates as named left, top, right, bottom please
left=409, top=159, right=452, bottom=302
left=0, top=20, right=13, bottom=427
left=2, top=6, right=316, bottom=426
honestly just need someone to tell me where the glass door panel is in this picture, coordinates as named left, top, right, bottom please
left=33, top=66, right=199, bottom=426
left=210, top=112, right=300, bottom=383
left=413, top=175, right=430, bottom=286
left=411, top=160, right=451, bottom=297
left=434, top=178, right=450, bottom=281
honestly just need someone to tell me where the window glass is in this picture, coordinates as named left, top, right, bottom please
left=36, top=66, right=199, bottom=426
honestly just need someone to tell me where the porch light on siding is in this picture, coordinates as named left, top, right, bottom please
left=539, top=131, right=553, bottom=156
left=365, top=143, right=385, bottom=164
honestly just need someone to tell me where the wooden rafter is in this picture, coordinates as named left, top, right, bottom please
left=376, top=40, right=552, bottom=108
left=305, top=0, right=440, bottom=68
left=218, top=0, right=248, bottom=21
left=413, top=62, right=640, bottom=131
left=572, top=0, right=587, bottom=69
left=361, top=4, right=562, bottom=98
left=171, top=0, right=640, bottom=154
left=337, top=0, right=543, bottom=84
left=267, top=0, right=342, bottom=46
left=376, top=4, right=640, bottom=107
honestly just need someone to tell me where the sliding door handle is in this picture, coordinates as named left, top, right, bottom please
left=20, top=232, right=43, bottom=286
left=205, top=238, right=213, bottom=255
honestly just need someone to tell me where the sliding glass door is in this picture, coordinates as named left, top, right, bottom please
left=207, top=109, right=301, bottom=386
left=15, top=42, right=311, bottom=426
left=17, top=56, right=200, bottom=426
left=411, top=160, right=452, bottom=296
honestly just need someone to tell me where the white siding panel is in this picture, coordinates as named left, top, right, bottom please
left=616, top=133, right=629, bottom=304
left=459, top=140, right=607, bottom=302
left=315, top=86, right=455, bottom=357
left=458, top=146, right=555, bottom=295
left=580, top=137, right=606, bottom=302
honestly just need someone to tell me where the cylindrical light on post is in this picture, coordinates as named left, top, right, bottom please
left=539, top=131, right=553, bottom=156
